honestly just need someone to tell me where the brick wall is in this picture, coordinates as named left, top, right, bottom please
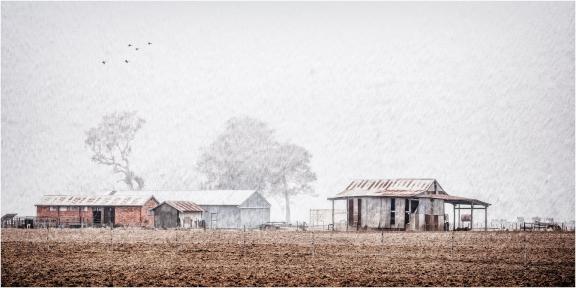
left=115, top=206, right=142, bottom=227
left=36, top=206, right=94, bottom=225
left=141, top=198, right=159, bottom=227
left=114, top=198, right=158, bottom=227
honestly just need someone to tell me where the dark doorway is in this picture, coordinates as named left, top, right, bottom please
left=93, top=209, right=102, bottom=225
left=410, top=200, right=419, bottom=213
left=103, top=207, right=115, bottom=226
left=357, top=199, right=362, bottom=229
left=347, top=199, right=354, bottom=226
left=405, top=199, right=410, bottom=225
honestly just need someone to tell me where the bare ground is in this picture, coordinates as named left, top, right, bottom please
left=1, top=228, right=574, bottom=286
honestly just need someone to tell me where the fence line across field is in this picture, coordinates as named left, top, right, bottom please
left=8, top=227, right=572, bottom=278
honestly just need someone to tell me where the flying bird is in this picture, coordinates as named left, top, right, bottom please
left=128, top=44, right=132, bottom=47
left=124, top=59, right=129, bottom=63
left=147, top=42, right=152, bottom=45
left=135, top=47, right=139, bottom=51
left=102, top=60, right=106, bottom=64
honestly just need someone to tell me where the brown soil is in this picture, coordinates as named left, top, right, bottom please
left=1, top=229, right=574, bottom=286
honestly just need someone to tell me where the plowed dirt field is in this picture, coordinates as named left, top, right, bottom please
left=1, top=229, right=574, bottom=286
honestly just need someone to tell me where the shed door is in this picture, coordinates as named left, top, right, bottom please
left=347, top=199, right=354, bottom=225
left=357, top=199, right=362, bottom=228
left=425, top=214, right=431, bottom=231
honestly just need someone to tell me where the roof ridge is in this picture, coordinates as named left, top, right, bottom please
left=351, top=178, right=437, bottom=181
left=112, top=189, right=256, bottom=192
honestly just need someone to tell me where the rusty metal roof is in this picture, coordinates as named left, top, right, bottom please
left=328, top=178, right=490, bottom=206
left=35, top=194, right=156, bottom=207
left=329, top=179, right=446, bottom=199
left=159, top=201, right=204, bottom=212
left=419, top=194, right=491, bottom=206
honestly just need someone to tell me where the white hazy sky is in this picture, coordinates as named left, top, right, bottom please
left=2, top=2, right=574, bottom=223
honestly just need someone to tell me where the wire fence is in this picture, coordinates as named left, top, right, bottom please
left=3, top=227, right=574, bottom=286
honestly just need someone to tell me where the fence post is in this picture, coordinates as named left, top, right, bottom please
left=311, top=230, right=315, bottom=257
left=451, top=229, right=454, bottom=259
left=380, top=229, right=384, bottom=255
left=522, top=232, right=528, bottom=286
left=241, top=227, right=245, bottom=257
left=109, top=225, right=114, bottom=287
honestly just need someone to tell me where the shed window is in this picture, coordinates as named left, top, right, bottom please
left=82, top=207, right=88, bottom=211
left=49, top=206, right=57, bottom=211
left=59, top=206, right=68, bottom=211
left=390, top=199, right=396, bottom=211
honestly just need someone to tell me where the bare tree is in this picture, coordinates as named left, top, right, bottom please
left=85, top=111, right=145, bottom=190
left=269, top=143, right=316, bottom=223
left=196, top=117, right=316, bottom=223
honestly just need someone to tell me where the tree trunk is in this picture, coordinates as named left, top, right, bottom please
left=282, top=176, right=290, bottom=224
left=124, top=171, right=135, bottom=190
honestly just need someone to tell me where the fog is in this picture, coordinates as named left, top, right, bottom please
left=2, top=2, right=574, bottom=223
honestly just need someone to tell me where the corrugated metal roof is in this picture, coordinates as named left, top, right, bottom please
left=35, top=194, right=155, bottom=207
left=329, top=179, right=445, bottom=199
left=157, top=201, right=204, bottom=212
left=111, top=190, right=257, bottom=206
left=420, top=194, right=491, bottom=206
left=328, top=178, right=490, bottom=206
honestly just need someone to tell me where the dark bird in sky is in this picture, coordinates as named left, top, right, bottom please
left=124, top=59, right=129, bottom=63
left=135, top=48, right=139, bottom=51
left=128, top=44, right=132, bottom=47
left=102, top=61, right=106, bottom=64
left=147, top=42, right=152, bottom=45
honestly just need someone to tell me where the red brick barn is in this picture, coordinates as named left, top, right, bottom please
left=35, top=194, right=158, bottom=227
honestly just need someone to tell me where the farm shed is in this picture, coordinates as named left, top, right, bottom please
left=153, top=201, right=204, bottom=229
left=112, top=190, right=271, bottom=229
left=328, top=179, right=490, bottom=231
left=35, top=194, right=158, bottom=228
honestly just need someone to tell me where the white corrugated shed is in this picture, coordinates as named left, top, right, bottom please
left=111, top=190, right=257, bottom=206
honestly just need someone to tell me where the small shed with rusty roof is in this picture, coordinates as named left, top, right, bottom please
left=327, top=179, right=490, bottom=231
left=153, top=201, right=205, bottom=229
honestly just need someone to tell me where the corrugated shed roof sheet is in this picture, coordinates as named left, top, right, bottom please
left=330, top=179, right=444, bottom=199
left=35, top=194, right=154, bottom=206
left=159, top=201, right=204, bottom=212
left=328, top=178, right=490, bottom=206
left=420, top=194, right=491, bottom=206
left=111, top=190, right=257, bottom=206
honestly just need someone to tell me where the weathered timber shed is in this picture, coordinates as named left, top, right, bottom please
left=112, top=190, right=271, bottom=229
left=327, top=179, right=490, bottom=231
left=153, top=201, right=204, bottom=229
left=35, top=194, right=158, bottom=227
